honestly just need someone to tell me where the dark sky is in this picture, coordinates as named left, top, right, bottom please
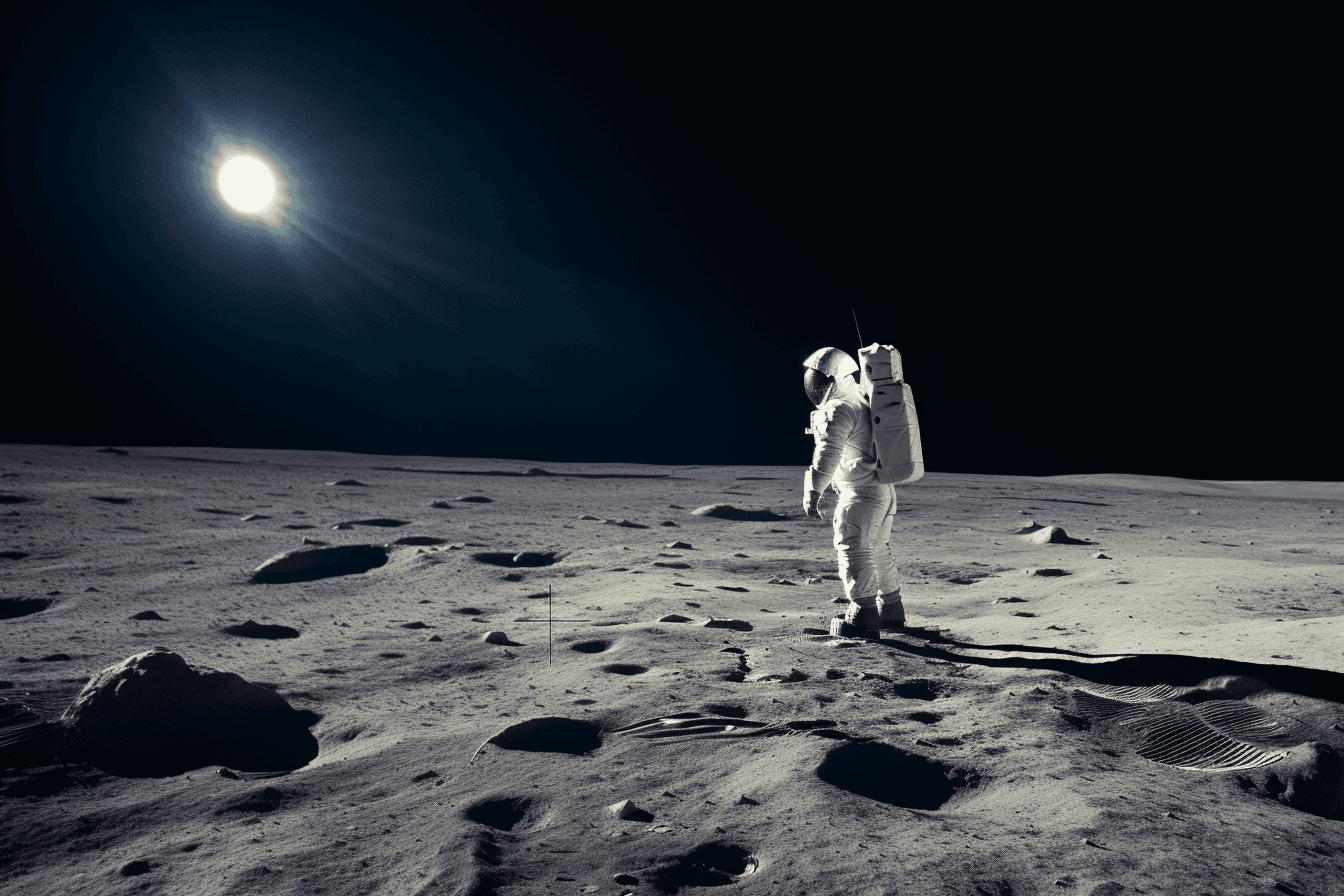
left=4, top=3, right=1331, bottom=480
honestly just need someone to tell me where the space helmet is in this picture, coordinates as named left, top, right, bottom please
left=802, top=347, right=858, bottom=408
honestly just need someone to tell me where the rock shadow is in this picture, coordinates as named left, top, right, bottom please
left=250, top=545, right=388, bottom=584
left=816, top=742, right=977, bottom=809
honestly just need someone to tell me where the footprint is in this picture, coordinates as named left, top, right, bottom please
left=1070, top=681, right=1303, bottom=772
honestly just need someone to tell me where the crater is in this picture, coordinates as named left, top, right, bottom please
left=570, top=640, right=612, bottom=654
left=602, top=663, right=648, bottom=676
left=478, top=717, right=602, bottom=756
left=465, top=796, right=533, bottom=832
left=222, top=620, right=301, bottom=640
left=891, top=680, right=938, bottom=701
left=472, top=551, right=561, bottom=568
left=0, top=598, right=54, bottom=620
left=816, top=742, right=978, bottom=809
left=394, top=536, right=446, bottom=546
left=250, top=545, right=389, bottom=584
left=651, top=842, right=758, bottom=892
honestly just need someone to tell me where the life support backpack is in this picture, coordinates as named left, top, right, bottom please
left=858, top=343, right=924, bottom=484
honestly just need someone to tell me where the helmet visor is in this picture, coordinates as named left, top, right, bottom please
left=804, top=368, right=833, bottom=408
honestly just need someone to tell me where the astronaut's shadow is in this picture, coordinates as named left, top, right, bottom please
left=882, top=635, right=1344, bottom=706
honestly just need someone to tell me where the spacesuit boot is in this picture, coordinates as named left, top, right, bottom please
left=876, top=589, right=906, bottom=630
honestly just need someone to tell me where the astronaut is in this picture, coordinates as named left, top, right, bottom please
left=802, top=347, right=904, bottom=634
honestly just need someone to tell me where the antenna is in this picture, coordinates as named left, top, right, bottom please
left=851, top=307, right=865, bottom=350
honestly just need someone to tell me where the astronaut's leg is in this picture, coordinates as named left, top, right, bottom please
left=873, top=486, right=905, bottom=628
left=834, top=486, right=884, bottom=630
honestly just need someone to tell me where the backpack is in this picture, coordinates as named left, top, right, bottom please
left=858, top=343, right=924, bottom=484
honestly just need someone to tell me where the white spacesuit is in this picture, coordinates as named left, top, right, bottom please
left=803, top=348, right=904, bottom=633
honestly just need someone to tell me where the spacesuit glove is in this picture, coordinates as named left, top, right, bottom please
left=804, top=489, right=824, bottom=521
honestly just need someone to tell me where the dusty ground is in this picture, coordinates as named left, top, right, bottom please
left=2, top=444, right=1342, bottom=896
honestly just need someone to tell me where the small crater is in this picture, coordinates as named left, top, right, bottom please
left=120, top=860, right=152, bottom=877
left=602, top=664, right=648, bottom=676
left=479, top=717, right=602, bottom=755
left=0, top=598, right=54, bottom=620
left=908, top=711, right=942, bottom=725
left=457, top=496, right=494, bottom=503
left=817, top=742, right=977, bottom=809
left=465, top=796, right=533, bottom=831
left=222, top=620, right=301, bottom=640
left=891, top=680, right=938, bottom=701
left=651, top=842, right=758, bottom=892
left=471, top=551, right=560, bottom=568
left=570, top=640, right=613, bottom=654
left=394, top=536, right=446, bottom=546
left=250, top=545, right=389, bottom=584
left=91, top=496, right=132, bottom=504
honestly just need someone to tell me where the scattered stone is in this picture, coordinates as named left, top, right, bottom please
left=767, top=578, right=797, bottom=585
left=240, top=514, right=269, bottom=521
left=805, top=577, right=824, bottom=585
left=339, top=518, right=408, bottom=528
left=457, top=496, right=493, bottom=503
left=1013, top=521, right=1045, bottom=534
left=577, top=514, right=601, bottom=520
left=715, top=585, right=750, bottom=593
left=607, top=519, right=648, bottom=529
left=733, top=553, right=749, bottom=558
left=1022, top=526, right=1091, bottom=545
left=608, top=799, right=641, bottom=819
left=120, top=860, right=152, bottom=877
left=326, top=479, right=367, bottom=486
left=482, top=631, right=511, bottom=644
left=283, top=524, right=315, bottom=530
left=331, top=523, right=353, bottom=530
left=427, top=635, right=442, bottom=642
left=400, top=621, right=432, bottom=629
left=1011, top=611, right=1038, bottom=618
left=411, top=770, right=440, bottom=782
left=39, top=653, right=72, bottom=662
left=659, top=521, right=679, bottom=527
left=430, top=501, right=453, bottom=509
left=61, top=648, right=318, bottom=777
left=654, top=561, right=691, bottom=569
left=1024, top=568, right=1071, bottom=577
left=1093, top=552, right=1111, bottom=560
left=993, top=597, right=1027, bottom=604
left=665, top=541, right=693, bottom=549
left=658, top=614, right=692, bottom=623
left=300, top=537, right=328, bottom=546
left=130, top=610, right=166, bottom=621
left=748, top=669, right=807, bottom=683
left=735, top=794, right=759, bottom=805
left=222, top=620, right=301, bottom=640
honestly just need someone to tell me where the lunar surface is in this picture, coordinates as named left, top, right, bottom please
left=2, top=444, right=1342, bottom=895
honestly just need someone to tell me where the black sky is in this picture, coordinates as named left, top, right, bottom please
left=4, top=3, right=1332, bottom=480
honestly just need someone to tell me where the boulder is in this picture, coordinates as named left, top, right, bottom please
left=60, top=648, right=318, bottom=777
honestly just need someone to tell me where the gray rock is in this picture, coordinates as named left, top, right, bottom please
left=482, top=631, right=511, bottom=645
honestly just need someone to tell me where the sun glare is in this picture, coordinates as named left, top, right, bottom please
left=205, top=137, right=295, bottom=232
left=218, top=155, right=275, bottom=212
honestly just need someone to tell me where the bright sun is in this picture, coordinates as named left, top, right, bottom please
left=218, top=155, right=276, bottom=212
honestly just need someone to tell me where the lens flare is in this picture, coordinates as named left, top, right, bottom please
left=205, top=137, right=295, bottom=232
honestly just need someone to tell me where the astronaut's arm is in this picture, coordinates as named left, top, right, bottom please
left=804, top=402, right=858, bottom=495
